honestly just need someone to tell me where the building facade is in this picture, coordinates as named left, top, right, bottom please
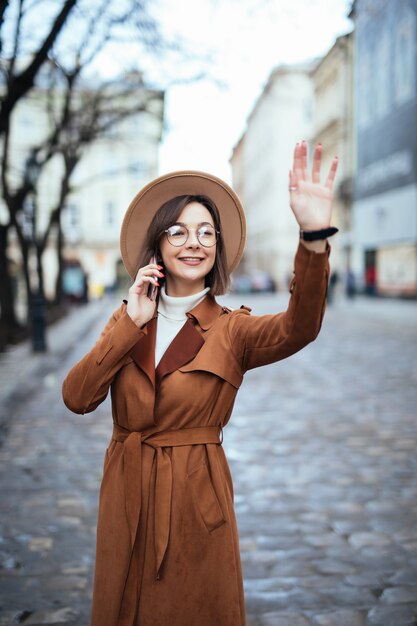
left=61, top=92, right=164, bottom=297
left=310, top=32, right=356, bottom=288
left=2, top=80, right=164, bottom=305
left=230, top=63, right=316, bottom=291
left=351, top=0, right=417, bottom=296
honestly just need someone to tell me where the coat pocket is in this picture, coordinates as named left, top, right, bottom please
left=188, top=461, right=226, bottom=532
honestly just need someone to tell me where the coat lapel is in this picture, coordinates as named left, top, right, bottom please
left=155, top=318, right=204, bottom=388
left=130, top=295, right=224, bottom=389
left=130, top=315, right=156, bottom=387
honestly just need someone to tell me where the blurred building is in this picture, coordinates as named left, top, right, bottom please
left=230, top=63, right=316, bottom=291
left=229, top=133, right=247, bottom=275
left=61, top=90, right=164, bottom=298
left=2, top=75, right=164, bottom=305
left=310, top=31, right=356, bottom=289
left=350, top=0, right=417, bottom=297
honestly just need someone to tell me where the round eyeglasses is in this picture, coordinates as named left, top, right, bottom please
left=164, top=224, right=219, bottom=247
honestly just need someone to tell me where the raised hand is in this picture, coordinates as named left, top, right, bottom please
left=289, top=141, right=338, bottom=230
left=126, top=260, right=164, bottom=327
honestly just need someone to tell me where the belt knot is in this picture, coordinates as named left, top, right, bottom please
left=111, top=423, right=222, bottom=579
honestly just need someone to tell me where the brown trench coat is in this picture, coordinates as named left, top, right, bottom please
left=62, top=242, right=330, bottom=626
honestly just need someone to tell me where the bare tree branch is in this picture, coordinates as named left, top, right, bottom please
left=0, top=0, right=10, bottom=34
left=0, top=0, right=209, bottom=344
left=40, top=151, right=78, bottom=249
left=0, top=0, right=78, bottom=134
left=8, top=0, right=24, bottom=79
left=0, top=0, right=11, bottom=56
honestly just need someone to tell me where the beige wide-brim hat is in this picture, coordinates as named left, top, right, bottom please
left=120, top=170, right=246, bottom=279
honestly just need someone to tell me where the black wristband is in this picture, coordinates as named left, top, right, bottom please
left=299, top=226, right=339, bottom=241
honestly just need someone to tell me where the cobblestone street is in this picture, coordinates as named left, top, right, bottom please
left=0, top=293, right=416, bottom=626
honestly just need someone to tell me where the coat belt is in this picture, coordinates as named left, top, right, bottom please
left=111, top=424, right=222, bottom=579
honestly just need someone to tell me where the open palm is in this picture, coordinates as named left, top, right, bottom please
left=289, top=141, right=338, bottom=230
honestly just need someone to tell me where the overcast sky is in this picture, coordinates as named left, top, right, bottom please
left=66, top=0, right=353, bottom=182
left=5, top=0, right=352, bottom=182
left=150, top=0, right=353, bottom=181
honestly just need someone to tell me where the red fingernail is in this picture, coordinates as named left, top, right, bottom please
left=157, top=265, right=163, bottom=269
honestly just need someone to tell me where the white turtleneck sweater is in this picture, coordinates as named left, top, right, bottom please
left=155, top=286, right=210, bottom=365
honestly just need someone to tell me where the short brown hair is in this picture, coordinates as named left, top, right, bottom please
left=138, top=195, right=230, bottom=295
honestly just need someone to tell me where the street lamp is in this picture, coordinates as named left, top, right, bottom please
left=25, top=154, right=47, bottom=353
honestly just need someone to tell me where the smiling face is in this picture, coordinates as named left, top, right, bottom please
left=159, top=201, right=217, bottom=296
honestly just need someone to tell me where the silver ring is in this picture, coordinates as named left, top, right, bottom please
left=289, top=186, right=298, bottom=191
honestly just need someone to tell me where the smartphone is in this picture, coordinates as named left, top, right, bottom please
left=147, top=254, right=159, bottom=301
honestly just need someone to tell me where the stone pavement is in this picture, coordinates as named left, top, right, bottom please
left=0, top=292, right=416, bottom=625
left=0, top=298, right=116, bottom=433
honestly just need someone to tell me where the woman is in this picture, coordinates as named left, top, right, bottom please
left=62, top=141, right=338, bottom=626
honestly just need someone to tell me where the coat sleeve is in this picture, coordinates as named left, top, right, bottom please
left=62, top=303, right=147, bottom=414
left=227, top=241, right=330, bottom=372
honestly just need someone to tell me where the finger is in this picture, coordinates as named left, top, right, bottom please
left=130, top=275, right=160, bottom=293
left=132, top=271, right=160, bottom=286
left=135, top=267, right=163, bottom=282
left=312, top=143, right=321, bottom=183
left=144, top=267, right=164, bottom=277
left=294, top=143, right=303, bottom=181
left=325, top=156, right=339, bottom=190
left=301, top=140, right=308, bottom=180
left=291, top=143, right=297, bottom=171
left=288, top=169, right=299, bottom=195
left=139, top=273, right=161, bottom=288
left=144, top=276, right=160, bottom=288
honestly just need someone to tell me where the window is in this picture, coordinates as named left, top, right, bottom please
left=395, top=6, right=416, bottom=105
left=375, top=28, right=390, bottom=118
left=104, top=202, right=115, bottom=227
left=358, top=51, right=372, bottom=129
left=104, top=153, right=117, bottom=176
left=67, top=203, right=79, bottom=227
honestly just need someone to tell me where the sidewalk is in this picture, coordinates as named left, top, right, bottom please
left=328, top=292, right=417, bottom=324
left=0, top=296, right=120, bottom=433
